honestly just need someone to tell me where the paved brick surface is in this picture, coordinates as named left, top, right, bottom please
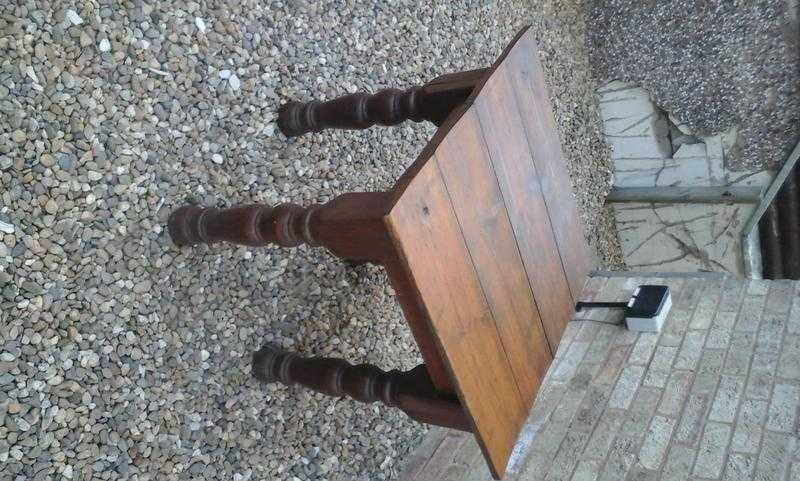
left=398, top=276, right=800, bottom=481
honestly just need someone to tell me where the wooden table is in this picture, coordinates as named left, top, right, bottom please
left=168, top=26, right=589, bottom=479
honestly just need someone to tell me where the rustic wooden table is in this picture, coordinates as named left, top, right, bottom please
left=168, top=26, right=589, bottom=479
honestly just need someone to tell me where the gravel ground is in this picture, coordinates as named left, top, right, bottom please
left=0, top=1, right=617, bottom=480
left=527, top=1, right=622, bottom=269
left=587, top=0, right=800, bottom=170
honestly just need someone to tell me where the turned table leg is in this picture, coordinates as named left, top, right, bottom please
left=168, top=192, right=393, bottom=262
left=278, top=68, right=488, bottom=136
left=252, top=345, right=471, bottom=431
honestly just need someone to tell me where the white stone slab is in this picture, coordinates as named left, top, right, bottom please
left=614, top=203, right=755, bottom=275
left=599, top=81, right=671, bottom=160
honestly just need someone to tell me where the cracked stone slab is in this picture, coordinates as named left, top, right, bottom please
left=614, top=202, right=752, bottom=275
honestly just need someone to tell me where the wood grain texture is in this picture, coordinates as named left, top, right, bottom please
left=168, top=193, right=396, bottom=262
left=504, top=36, right=590, bottom=301
left=387, top=160, right=527, bottom=478
left=473, top=71, right=575, bottom=352
left=434, top=111, right=553, bottom=398
left=384, top=260, right=455, bottom=392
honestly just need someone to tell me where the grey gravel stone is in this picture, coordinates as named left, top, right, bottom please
left=56, top=153, right=74, bottom=171
left=39, top=154, right=55, bottom=167
left=11, top=130, right=26, bottom=143
left=65, top=9, right=82, bottom=25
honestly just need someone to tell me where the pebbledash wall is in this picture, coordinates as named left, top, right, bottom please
left=598, top=81, right=775, bottom=276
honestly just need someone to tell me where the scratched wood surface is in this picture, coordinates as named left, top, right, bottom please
left=385, top=26, right=590, bottom=479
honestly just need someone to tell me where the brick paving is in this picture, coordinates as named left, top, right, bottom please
left=398, top=274, right=800, bottom=481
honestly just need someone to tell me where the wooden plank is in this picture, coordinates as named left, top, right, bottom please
left=473, top=71, right=576, bottom=352
left=384, top=261, right=454, bottom=392
left=390, top=27, right=532, bottom=202
left=434, top=111, right=553, bottom=399
left=387, top=160, right=527, bottom=479
left=504, top=33, right=591, bottom=301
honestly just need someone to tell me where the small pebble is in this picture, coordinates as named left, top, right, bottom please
left=57, top=153, right=75, bottom=171
left=65, top=9, right=83, bottom=25
left=40, top=154, right=55, bottom=167
left=229, top=74, right=241, bottom=91
left=15, top=417, right=31, bottom=432
left=79, top=31, right=92, bottom=47
left=45, top=199, right=58, bottom=214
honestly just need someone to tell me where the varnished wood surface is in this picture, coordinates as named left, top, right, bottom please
left=434, top=112, right=552, bottom=400
left=386, top=26, right=589, bottom=478
left=387, top=160, right=527, bottom=471
left=474, top=71, right=574, bottom=352
left=384, top=260, right=454, bottom=392
left=505, top=41, right=590, bottom=300
left=168, top=193, right=395, bottom=262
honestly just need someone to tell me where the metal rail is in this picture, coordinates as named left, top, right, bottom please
left=742, top=139, right=800, bottom=279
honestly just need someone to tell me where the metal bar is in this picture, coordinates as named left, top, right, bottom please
left=575, top=301, right=628, bottom=311
left=778, top=173, right=800, bottom=279
left=760, top=203, right=784, bottom=279
left=606, top=186, right=762, bottom=204
left=741, top=138, right=800, bottom=278
left=742, top=229, right=763, bottom=280
left=589, top=270, right=727, bottom=280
